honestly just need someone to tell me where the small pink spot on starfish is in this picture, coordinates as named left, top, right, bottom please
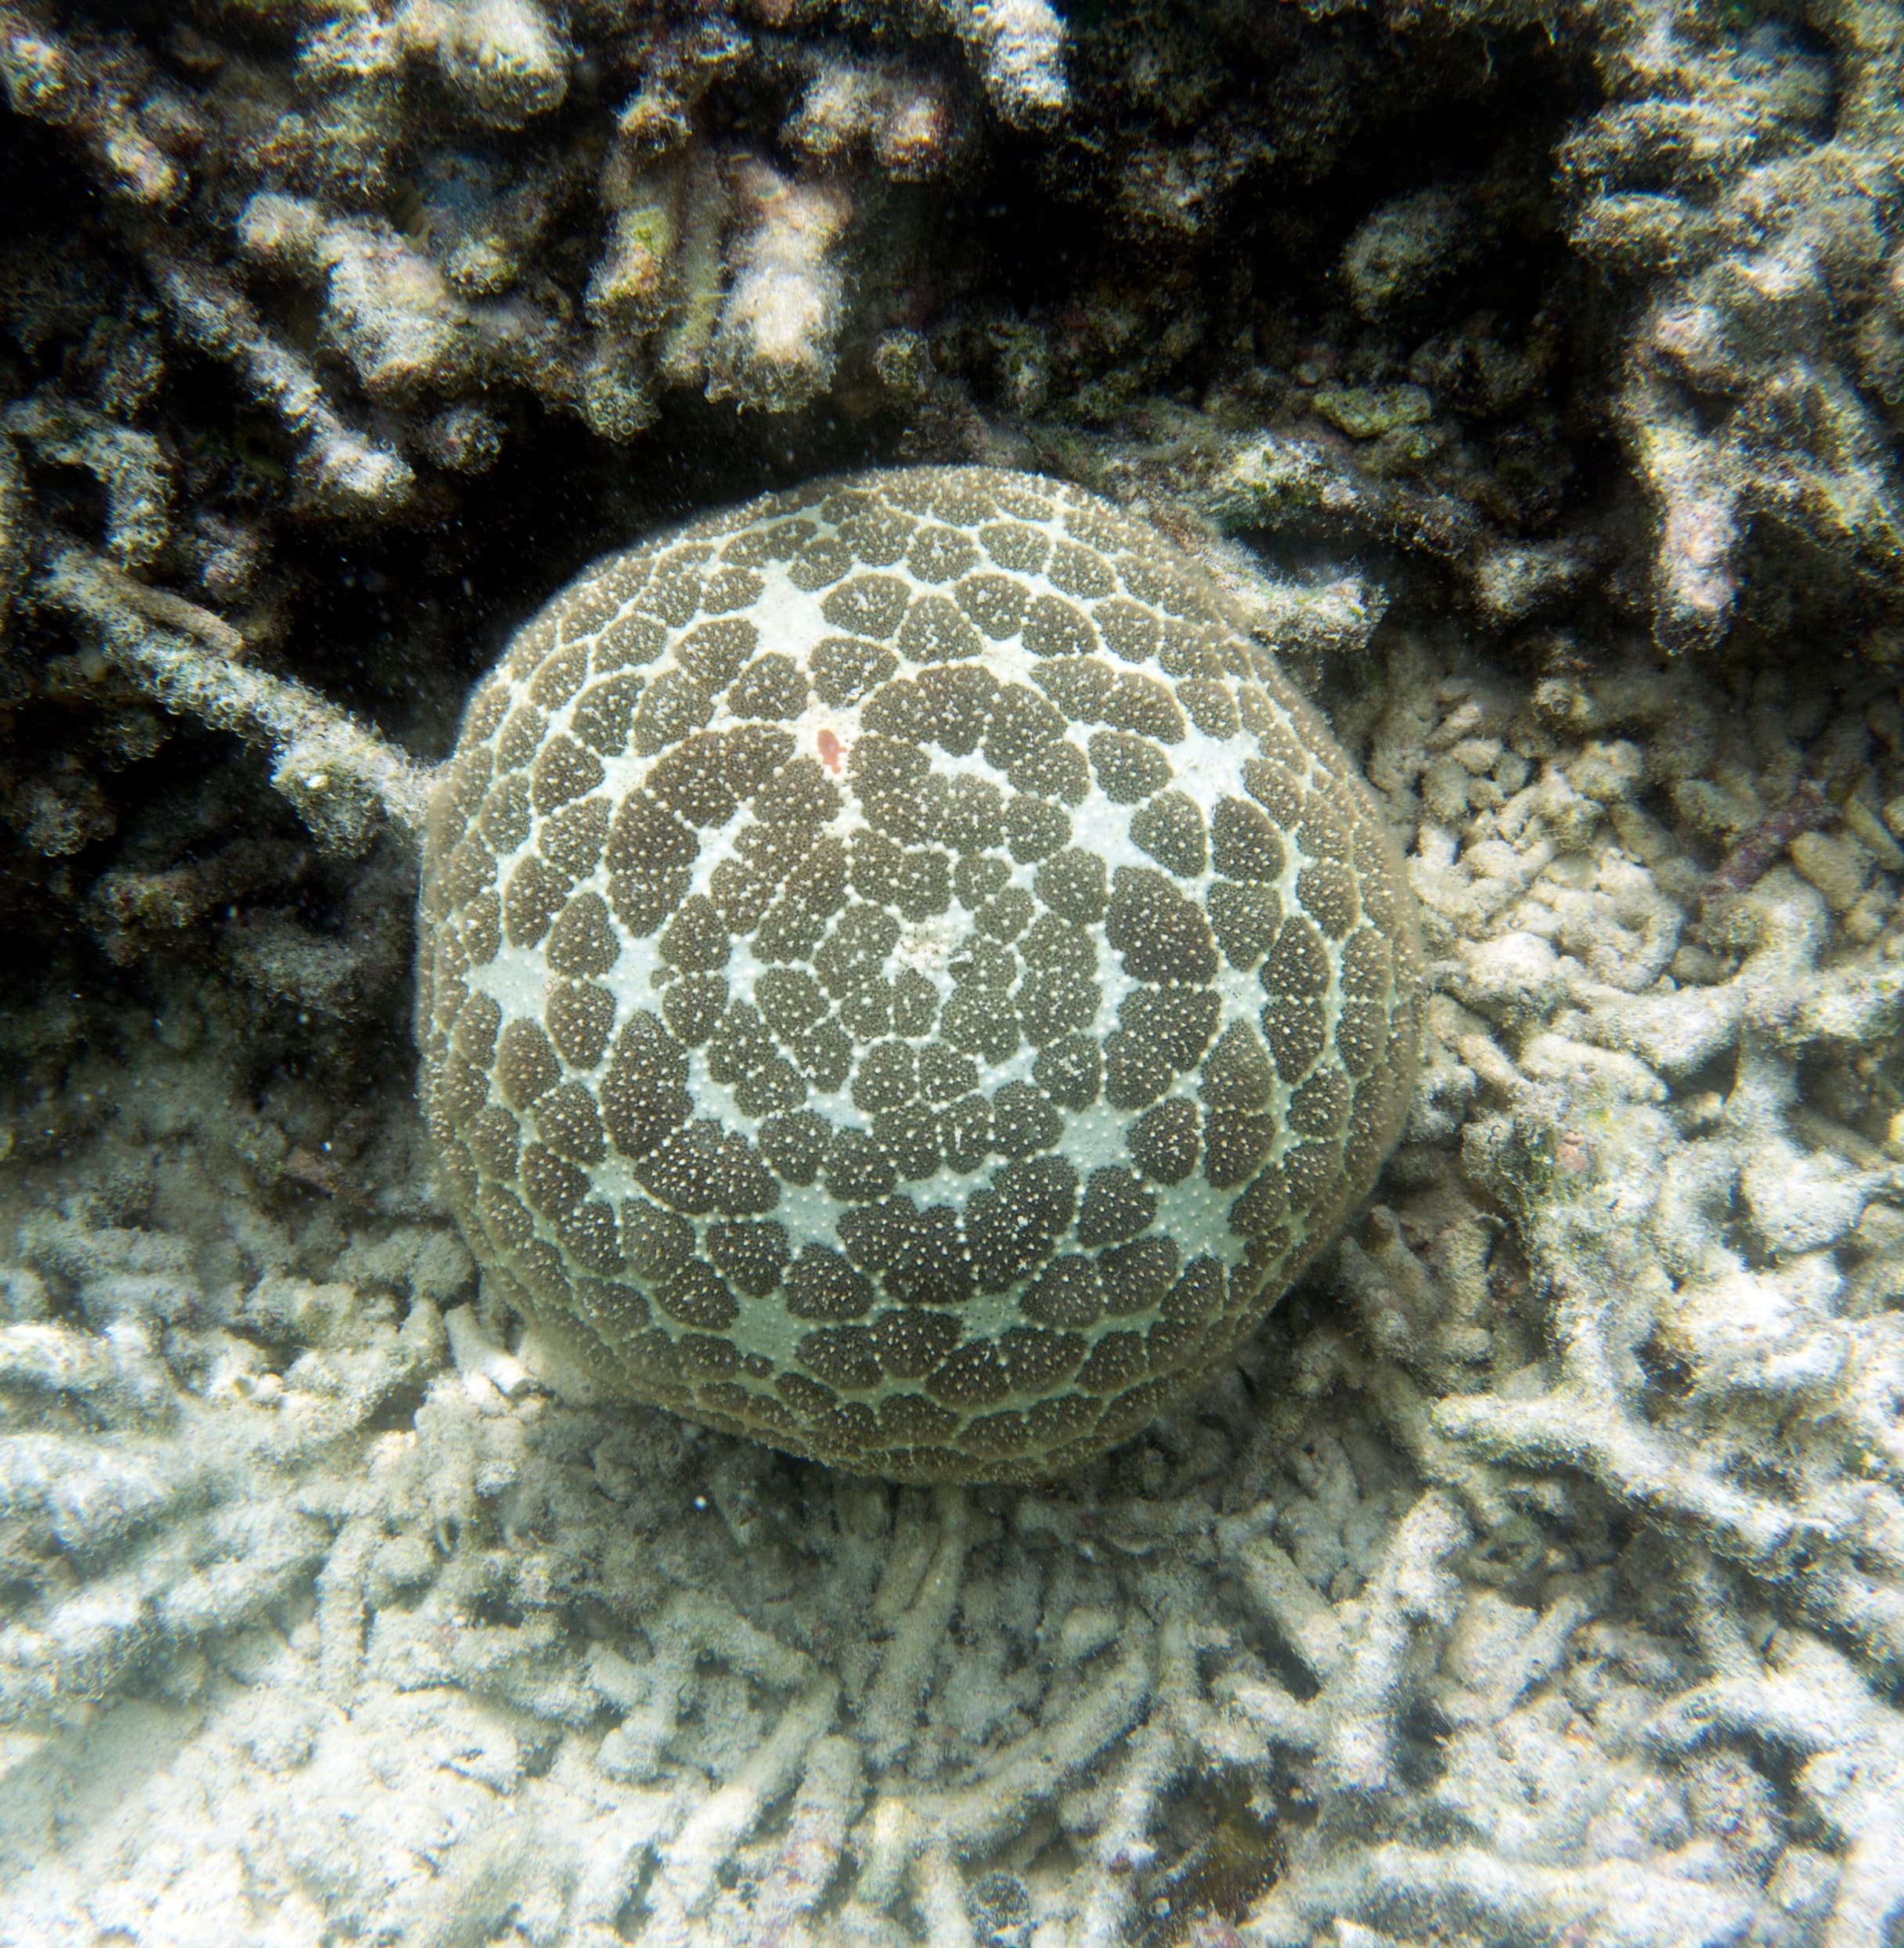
left=817, top=727, right=844, bottom=774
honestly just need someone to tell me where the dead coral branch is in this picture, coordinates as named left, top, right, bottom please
left=41, top=541, right=434, bottom=856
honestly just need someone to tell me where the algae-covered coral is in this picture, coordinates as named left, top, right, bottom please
left=4, top=0, right=1904, bottom=1944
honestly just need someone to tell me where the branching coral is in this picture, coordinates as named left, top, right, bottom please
left=0, top=1205, right=459, bottom=1725
left=3, top=385, right=169, bottom=567
left=943, top=0, right=1067, bottom=131
left=1416, top=835, right=1904, bottom=1663
left=0, top=424, right=24, bottom=633
left=41, top=541, right=431, bottom=855
left=142, top=242, right=418, bottom=522
left=0, top=0, right=190, bottom=208
left=0, top=0, right=993, bottom=542
left=1564, top=0, right=1904, bottom=655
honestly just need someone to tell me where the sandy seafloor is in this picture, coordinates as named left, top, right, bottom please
left=3, top=1, right=1904, bottom=1944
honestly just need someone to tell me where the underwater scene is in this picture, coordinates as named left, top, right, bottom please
left=2, top=2, right=1902, bottom=1943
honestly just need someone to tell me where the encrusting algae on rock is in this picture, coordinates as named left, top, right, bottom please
left=416, top=465, right=1424, bottom=1480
